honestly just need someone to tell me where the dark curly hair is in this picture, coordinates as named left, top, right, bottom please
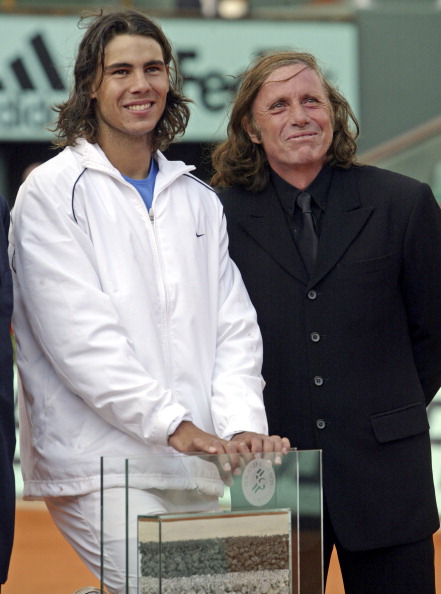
left=211, top=51, right=359, bottom=192
left=52, top=10, right=191, bottom=152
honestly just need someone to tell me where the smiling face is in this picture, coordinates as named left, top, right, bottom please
left=90, top=33, right=170, bottom=154
left=246, top=63, right=334, bottom=188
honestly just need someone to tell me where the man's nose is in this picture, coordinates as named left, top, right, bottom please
left=290, top=103, right=310, bottom=126
left=129, top=70, right=151, bottom=93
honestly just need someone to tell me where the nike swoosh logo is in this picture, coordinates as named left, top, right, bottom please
left=196, top=233, right=205, bottom=237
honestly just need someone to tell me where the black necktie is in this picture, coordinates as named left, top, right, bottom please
left=296, top=191, right=318, bottom=273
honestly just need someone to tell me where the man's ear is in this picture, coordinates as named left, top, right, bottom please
left=242, top=116, right=261, bottom=144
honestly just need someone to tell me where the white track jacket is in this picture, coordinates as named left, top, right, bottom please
left=10, top=139, right=267, bottom=499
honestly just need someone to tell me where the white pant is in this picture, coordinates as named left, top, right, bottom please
left=45, top=488, right=218, bottom=594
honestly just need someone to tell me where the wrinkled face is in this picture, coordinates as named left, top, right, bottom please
left=246, top=63, right=334, bottom=184
left=91, top=33, right=169, bottom=150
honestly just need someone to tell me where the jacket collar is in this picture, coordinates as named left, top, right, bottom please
left=238, top=165, right=374, bottom=286
left=71, top=140, right=195, bottom=189
left=310, top=165, right=373, bottom=286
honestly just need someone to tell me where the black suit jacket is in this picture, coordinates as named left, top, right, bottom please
left=220, top=164, right=441, bottom=551
left=0, top=195, right=14, bottom=583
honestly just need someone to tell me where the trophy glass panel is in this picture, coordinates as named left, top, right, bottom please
left=100, top=448, right=322, bottom=594
left=297, top=449, right=323, bottom=594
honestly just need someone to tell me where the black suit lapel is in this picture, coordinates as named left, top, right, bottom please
left=232, top=167, right=374, bottom=287
left=310, top=167, right=374, bottom=286
left=237, top=185, right=309, bottom=283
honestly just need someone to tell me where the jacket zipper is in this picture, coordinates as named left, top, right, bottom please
left=147, top=205, right=173, bottom=389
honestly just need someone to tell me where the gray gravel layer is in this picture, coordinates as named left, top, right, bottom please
left=140, top=568, right=290, bottom=594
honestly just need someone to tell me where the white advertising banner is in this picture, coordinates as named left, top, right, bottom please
left=0, top=14, right=359, bottom=142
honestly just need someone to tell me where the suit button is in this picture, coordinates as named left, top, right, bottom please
left=311, top=332, right=320, bottom=342
left=307, top=290, right=317, bottom=300
left=316, top=419, right=326, bottom=430
left=314, top=376, right=324, bottom=386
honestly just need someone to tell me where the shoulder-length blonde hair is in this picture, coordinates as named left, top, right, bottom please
left=211, top=51, right=359, bottom=192
left=52, top=10, right=191, bottom=152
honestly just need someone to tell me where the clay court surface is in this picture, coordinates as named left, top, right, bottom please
left=3, top=501, right=441, bottom=593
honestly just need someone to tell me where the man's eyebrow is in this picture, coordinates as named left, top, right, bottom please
left=105, top=59, right=165, bottom=71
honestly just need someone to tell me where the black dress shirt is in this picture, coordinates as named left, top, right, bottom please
left=270, top=163, right=334, bottom=240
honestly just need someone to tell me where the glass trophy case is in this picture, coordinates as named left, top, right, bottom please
left=100, top=449, right=322, bottom=594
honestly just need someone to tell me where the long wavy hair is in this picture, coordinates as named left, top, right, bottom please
left=211, top=51, right=359, bottom=192
left=52, top=10, right=191, bottom=152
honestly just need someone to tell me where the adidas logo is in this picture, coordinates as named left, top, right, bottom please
left=0, top=33, right=65, bottom=92
left=0, top=31, right=67, bottom=138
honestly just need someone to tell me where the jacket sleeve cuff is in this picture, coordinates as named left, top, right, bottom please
left=146, top=403, right=192, bottom=446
